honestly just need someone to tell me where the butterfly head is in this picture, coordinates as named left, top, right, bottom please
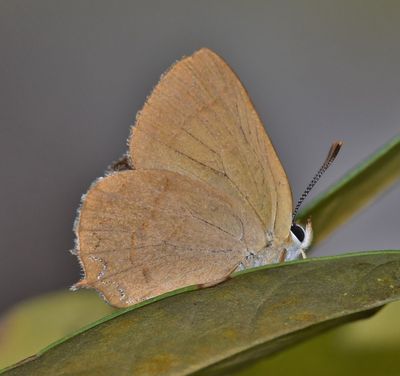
left=285, top=218, right=313, bottom=261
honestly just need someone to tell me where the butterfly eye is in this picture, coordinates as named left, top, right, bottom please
left=290, top=224, right=305, bottom=243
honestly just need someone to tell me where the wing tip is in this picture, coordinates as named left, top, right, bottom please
left=192, top=47, right=223, bottom=62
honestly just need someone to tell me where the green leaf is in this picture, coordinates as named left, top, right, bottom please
left=235, top=300, right=400, bottom=376
left=298, top=135, right=400, bottom=245
left=0, top=291, right=115, bottom=370
left=1, top=136, right=398, bottom=373
left=2, top=251, right=400, bottom=376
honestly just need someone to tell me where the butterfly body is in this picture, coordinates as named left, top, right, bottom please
left=72, top=48, right=310, bottom=307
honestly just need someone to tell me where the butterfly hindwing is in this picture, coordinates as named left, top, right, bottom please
left=75, top=170, right=265, bottom=306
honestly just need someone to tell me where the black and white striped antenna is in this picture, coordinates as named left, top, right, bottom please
left=292, top=141, right=343, bottom=222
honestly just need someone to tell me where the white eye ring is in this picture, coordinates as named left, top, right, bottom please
left=291, top=223, right=305, bottom=242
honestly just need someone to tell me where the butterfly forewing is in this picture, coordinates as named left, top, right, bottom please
left=130, top=48, right=292, bottom=243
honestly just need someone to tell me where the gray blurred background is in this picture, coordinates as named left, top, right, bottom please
left=0, top=0, right=399, bottom=314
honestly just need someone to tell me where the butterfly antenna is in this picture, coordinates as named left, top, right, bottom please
left=292, top=141, right=343, bottom=222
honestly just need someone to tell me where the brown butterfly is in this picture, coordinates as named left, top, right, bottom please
left=72, top=48, right=341, bottom=307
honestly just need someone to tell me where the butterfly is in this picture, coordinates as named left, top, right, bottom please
left=72, top=48, right=341, bottom=307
